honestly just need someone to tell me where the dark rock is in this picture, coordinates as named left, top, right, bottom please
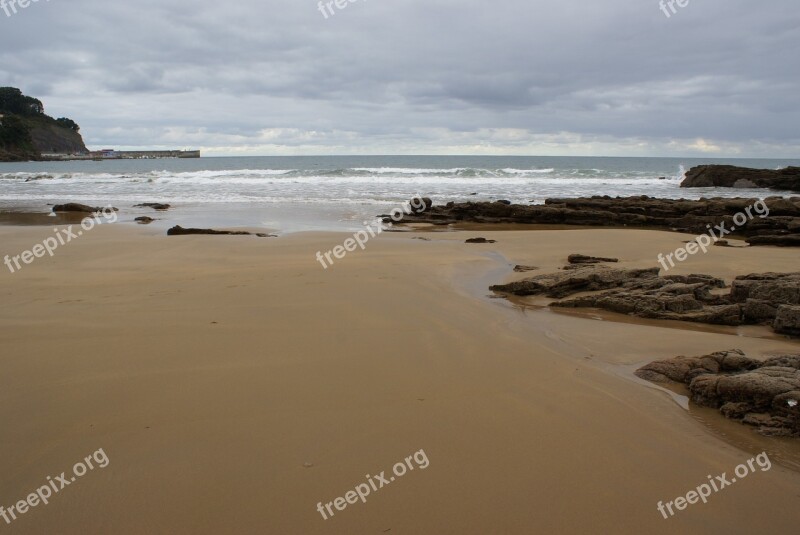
left=635, top=349, right=760, bottom=383
left=466, top=237, right=496, bottom=244
left=391, top=196, right=800, bottom=246
left=134, top=203, right=171, bottom=210
left=490, top=265, right=660, bottom=299
left=135, top=216, right=154, bottom=224
left=513, top=265, right=539, bottom=273
left=636, top=349, right=800, bottom=436
left=496, top=200, right=512, bottom=205
left=743, top=299, right=779, bottom=323
left=412, top=197, right=434, bottom=213
left=714, top=240, right=731, bottom=247
left=746, top=234, right=800, bottom=247
left=492, top=265, right=800, bottom=330
left=53, top=203, right=118, bottom=213
left=774, top=305, right=800, bottom=336
left=680, top=165, right=800, bottom=192
left=729, top=273, right=800, bottom=306
left=167, top=225, right=259, bottom=236
left=567, top=254, right=619, bottom=265
left=720, top=402, right=754, bottom=419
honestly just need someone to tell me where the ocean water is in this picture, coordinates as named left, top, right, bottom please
left=1, top=156, right=798, bottom=231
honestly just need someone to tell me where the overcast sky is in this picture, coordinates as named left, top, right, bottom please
left=1, top=0, right=798, bottom=157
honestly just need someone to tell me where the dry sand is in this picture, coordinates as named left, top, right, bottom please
left=1, top=223, right=799, bottom=534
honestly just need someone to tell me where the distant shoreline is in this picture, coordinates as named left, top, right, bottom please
left=40, top=149, right=201, bottom=161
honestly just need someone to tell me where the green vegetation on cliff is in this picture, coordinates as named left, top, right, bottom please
left=0, top=87, right=88, bottom=162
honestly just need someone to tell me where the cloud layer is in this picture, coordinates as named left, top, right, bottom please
left=2, top=0, right=798, bottom=156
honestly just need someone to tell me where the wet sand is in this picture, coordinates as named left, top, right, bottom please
left=1, top=223, right=799, bottom=534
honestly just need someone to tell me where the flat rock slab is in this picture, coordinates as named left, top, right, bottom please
left=53, top=203, right=118, bottom=213
left=393, top=196, right=800, bottom=246
left=567, top=254, right=619, bottom=264
left=167, top=225, right=275, bottom=238
left=134, top=203, right=171, bottom=210
left=492, top=265, right=799, bottom=333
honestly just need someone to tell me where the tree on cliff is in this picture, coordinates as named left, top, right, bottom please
left=0, top=87, right=45, bottom=116
left=56, top=117, right=80, bottom=132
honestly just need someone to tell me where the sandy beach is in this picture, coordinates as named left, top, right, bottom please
left=1, top=221, right=798, bottom=534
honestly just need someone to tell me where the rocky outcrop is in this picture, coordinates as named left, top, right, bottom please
left=167, top=225, right=274, bottom=237
left=567, top=254, right=619, bottom=265
left=636, top=350, right=800, bottom=437
left=392, top=196, right=800, bottom=247
left=680, top=165, right=800, bottom=192
left=53, top=203, right=118, bottom=213
left=134, top=203, right=171, bottom=210
left=746, top=235, right=800, bottom=247
left=491, top=266, right=800, bottom=334
left=465, top=237, right=496, bottom=244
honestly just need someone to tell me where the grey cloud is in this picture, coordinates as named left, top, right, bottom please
left=1, top=0, right=798, bottom=155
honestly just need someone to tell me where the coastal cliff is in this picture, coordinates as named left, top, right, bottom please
left=0, top=87, right=87, bottom=162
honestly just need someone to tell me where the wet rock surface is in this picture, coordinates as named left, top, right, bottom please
left=167, top=226, right=275, bottom=237
left=393, top=196, right=800, bottom=247
left=134, top=203, right=171, bottom=210
left=636, top=349, right=800, bottom=437
left=491, top=265, right=799, bottom=334
left=53, top=203, right=118, bottom=213
left=567, top=254, right=619, bottom=264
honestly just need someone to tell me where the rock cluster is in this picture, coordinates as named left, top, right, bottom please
left=491, top=266, right=800, bottom=334
left=636, top=350, right=800, bottom=437
left=680, top=165, right=800, bottom=192
left=393, top=196, right=800, bottom=247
